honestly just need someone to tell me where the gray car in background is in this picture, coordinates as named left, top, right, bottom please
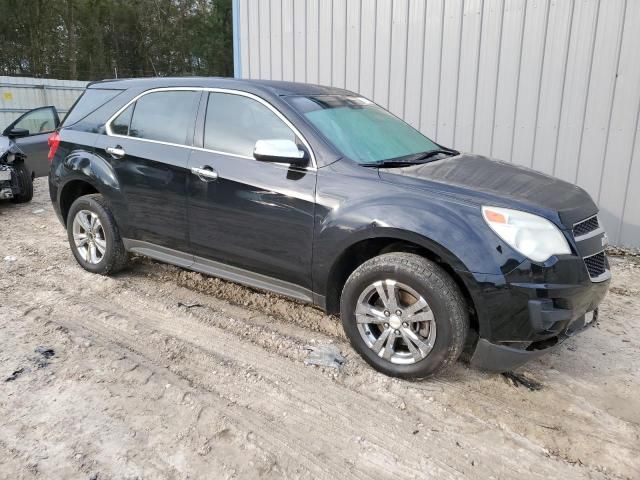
left=1, top=105, right=60, bottom=177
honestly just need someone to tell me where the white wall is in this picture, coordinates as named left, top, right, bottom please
left=0, top=76, right=88, bottom=130
left=236, top=0, right=640, bottom=247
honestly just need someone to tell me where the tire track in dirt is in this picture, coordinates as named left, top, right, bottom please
left=28, top=292, right=456, bottom=479
left=119, top=265, right=640, bottom=477
left=25, top=281, right=592, bottom=480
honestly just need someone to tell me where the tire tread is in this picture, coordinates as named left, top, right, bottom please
left=10, top=162, right=33, bottom=203
left=67, top=193, right=128, bottom=275
left=340, top=252, right=468, bottom=379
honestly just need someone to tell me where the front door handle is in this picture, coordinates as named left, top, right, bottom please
left=191, top=165, right=219, bottom=181
left=106, top=146, right=126, bottom=158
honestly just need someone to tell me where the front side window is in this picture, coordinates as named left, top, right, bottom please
left=204, top=92, right=295, bottom=157
left=13, top=107, right=58, bottom=135
left=287, top=95, right=440, bottom=164
left=112, top=90, right=200, bottom=145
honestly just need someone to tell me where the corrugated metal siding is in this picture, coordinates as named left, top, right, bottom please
left=0, top=76, right=87, bottom=130
left=237, top=0, right=640, bottom=247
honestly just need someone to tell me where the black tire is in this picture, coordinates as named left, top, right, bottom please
left=10, top=162, right=33, bottom=203
left=66, top=193, right=128, bottom=275
left=340, top=253, right=468, bottom=379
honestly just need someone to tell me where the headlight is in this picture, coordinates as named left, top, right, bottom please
left=482, top=206, right=571, bottom=262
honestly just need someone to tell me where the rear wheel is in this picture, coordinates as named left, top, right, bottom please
left=10, top=162, right=33, bottom=203
left=66, top=194, right=128, bottom=274
left=340, top=253, right=468, bottom=379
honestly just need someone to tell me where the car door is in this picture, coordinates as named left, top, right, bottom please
left=187, top=91, right=317, bottom=297
left=95, top=89, right=201, bottom=254
left=3, top=106, right=59, bottom=177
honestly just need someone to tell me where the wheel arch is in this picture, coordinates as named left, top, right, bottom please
left=53, top=147, right=125, bottom=228
left=59, top=178, right=101, bottom=225
left=322, top=231, right=479, bottom=335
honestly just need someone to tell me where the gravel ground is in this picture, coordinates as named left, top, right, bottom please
left=1, top=178, right=639, bottom=479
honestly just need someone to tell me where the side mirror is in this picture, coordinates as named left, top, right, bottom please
left=5, top=127, right=30, bottom=138
left=253, top=139, right=308, bottom=167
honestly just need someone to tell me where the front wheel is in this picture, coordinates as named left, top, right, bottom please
left=10, top=162, right=33, bottom=203
left=340, top=253, right=468, bottom=379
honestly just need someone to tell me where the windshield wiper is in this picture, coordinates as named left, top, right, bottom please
left=409, top=149, right=459, bottom=162
left=360, top=159, right=426, bottom=168
left=361, top=148, right=460, bottom=168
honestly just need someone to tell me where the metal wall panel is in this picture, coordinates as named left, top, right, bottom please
left=0, top=76, right=87, bottom=130
left=455, top=0, right=483, bottom=153
left=236, top=0, right=640, bottom=247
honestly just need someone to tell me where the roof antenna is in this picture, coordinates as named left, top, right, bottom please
left=149, top=57, right=158, bottom=77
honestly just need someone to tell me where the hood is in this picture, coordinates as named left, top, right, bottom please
left=379, top=154, right=597, bottom=228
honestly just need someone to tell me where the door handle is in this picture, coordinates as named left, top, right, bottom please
left=191, top=166, right=218, bottom=181
left=106, top=146, right=125, bottom=158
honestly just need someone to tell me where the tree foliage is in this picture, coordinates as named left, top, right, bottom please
left=0, top=0, right=233, bottom=80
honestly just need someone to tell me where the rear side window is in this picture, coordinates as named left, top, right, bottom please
left=204, top=92, right=295, bottom=157
left=62, top=88, right=122, bottom=127
left=127, top=91, right=200, bottom=145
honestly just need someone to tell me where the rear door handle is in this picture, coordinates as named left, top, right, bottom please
left=191, top=166, right=218, bottom=181
left=106, top=146, right=125, bottom=158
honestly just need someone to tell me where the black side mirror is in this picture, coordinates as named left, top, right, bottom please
left=5, top=127, right=30, bottom=138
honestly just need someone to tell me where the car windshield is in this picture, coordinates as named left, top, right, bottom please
left=287, top=95, right=441, bottom=165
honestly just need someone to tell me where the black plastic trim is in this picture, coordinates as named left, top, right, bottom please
left=470, top=338, right=555, bottom=372
left=528, top=299, right=573, bottom=331
left=123, top=238, right=314, bottom=303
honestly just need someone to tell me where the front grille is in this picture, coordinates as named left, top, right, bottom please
left=573, top=215, right=599, bottom=237
left=583, top=251, right=607, bottom=279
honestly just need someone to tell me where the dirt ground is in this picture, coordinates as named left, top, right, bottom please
left=1, top=178, right=639, bottom=479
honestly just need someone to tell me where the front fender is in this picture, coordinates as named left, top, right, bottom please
left=312, top=178, right=526, bottom=302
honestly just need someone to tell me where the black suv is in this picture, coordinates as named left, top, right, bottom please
left=49, top=78, right=610, bottom=378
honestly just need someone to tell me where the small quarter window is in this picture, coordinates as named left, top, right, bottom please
left=204, top=92, right=295, bottom=157
left=111, top=104, right=133, bottom=135
left=118, top=90, right=200, bottom=145
left=63, top=88, right=122, bottom=127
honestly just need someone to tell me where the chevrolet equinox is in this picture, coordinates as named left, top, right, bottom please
left=48, top=78, right=610, bottom=378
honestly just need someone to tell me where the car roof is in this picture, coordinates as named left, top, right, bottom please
left=87, top=77, right=355, bottom=97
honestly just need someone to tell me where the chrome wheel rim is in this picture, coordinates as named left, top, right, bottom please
left=72, top=210, right=106, bottom=265
left=356, top=280, right=436, bottom=365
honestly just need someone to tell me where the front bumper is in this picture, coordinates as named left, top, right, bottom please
left=460, top=254, right=610, bottom=372
left=470, top=309, right=598, bottom=372
left=1, top=165, right=18, bottom=199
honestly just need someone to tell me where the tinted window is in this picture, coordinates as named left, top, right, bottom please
left=111, top=104, right=133, bottom=135
left=287, top=95, right=439, bottom=164
left=62, top=88, right=123, bottom=127
left=129, top=91, right=200, bottom=145
left=204, top=93, right=295, bottom=157
left=14, top=107, right=57, bottom=134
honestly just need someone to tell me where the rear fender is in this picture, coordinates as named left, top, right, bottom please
left=51, top=145, right=128, bottom=232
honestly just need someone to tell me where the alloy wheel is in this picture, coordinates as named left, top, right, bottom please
left=72, top=209, right=107, bottom=265
left=355, top=279, right=436, bottom=365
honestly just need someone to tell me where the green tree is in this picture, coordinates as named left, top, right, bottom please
left=0, top=0, right=233, bottom=80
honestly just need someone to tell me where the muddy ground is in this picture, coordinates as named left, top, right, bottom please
left=1, top=178, right=639, bottom=479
